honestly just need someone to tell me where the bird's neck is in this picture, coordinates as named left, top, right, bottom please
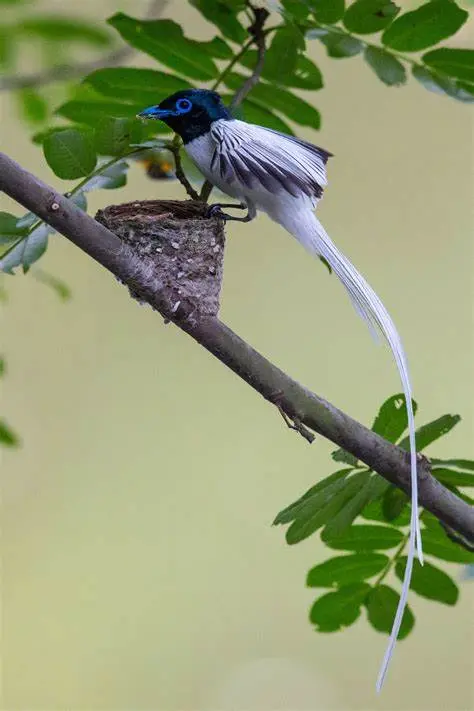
left=178, top=118, right=217, bottom=144
left=177, top=111, right=231, bottom=144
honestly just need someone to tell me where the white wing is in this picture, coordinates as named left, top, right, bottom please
left=209, top=119, right=332, bottom=201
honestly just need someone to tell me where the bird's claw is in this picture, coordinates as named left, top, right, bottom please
left=206, top=204, right=228, bottom=221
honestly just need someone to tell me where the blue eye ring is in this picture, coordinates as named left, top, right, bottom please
left=176, top=98, right=192, bottom=114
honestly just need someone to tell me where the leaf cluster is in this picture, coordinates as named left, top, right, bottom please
left=274, top=395, right=474, bottom=638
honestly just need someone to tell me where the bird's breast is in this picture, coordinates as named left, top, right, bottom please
left=185, top=133, right=243, bottom=200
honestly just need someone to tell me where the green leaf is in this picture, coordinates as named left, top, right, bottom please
left=0, top=357, right=5, bottom=376
left=0, top=224, right=51, bottom=275
left=17, top=88, right=48, bottom=125
left=455, top=490, right=474, bottom=506
left=307, top=554, right=387, bottom=587
left=421, top=527, right=474, bottom=564
left=224, top=74, right=321, bottom=128
left=201, top=36, right=233, bottom=59
left=0, top=25, right=13, bottom=68
left=431, top=458, right=474, bottom=471
left=239, top=50, right=323, bottom=90
left=320, top=32, right=364, bottom=59
left=83, top=160, right=129, bottom=191
left=412, top=64, right=474, bottom=103
left=421, top=510, right=440, bottom=529
left=32, top=126, right=73, bottom=145
left=21, top=227, right=49, bottom=273
left=382, top=486, right=409, bottom=521
left=0, top=212, right=28, bottom=245
left=263, top=26, right=303, bottom=82
left=364, top=46, right=406, bottom=86
left=189, top=0, right=246, bottom=43
left=395, top=557, right=458, bottom=605
left=19, top=16, right=111, bottom=46
left=431, top=467, right=474, bottom=488
left=439, top=520, right=474, bottom=553
left=322, top=474, right=389, bottom=539
left=319, top=256, right=332, bottom=274
left=32, top=269, right=71, bottom=301
left=0, top=419, right=20, bottom=447
left=282, top=0, right=310, bottom=21
left=310, top=0, right=345, bottom=24
left=16, top=212, right=38, bottom=230
left=43, top=128, right=97, bottom=179
left=321, top=524, right=404, bottom=551
left=286, top=470, right=370, bottom=544
left=286, top=54, right=324, bottom=90
left=56, top=100, right=155, bottom=126
left=239, top=99, right=295, bottom=135
left=371, top=394, right=416, bottom=443
left=331, top=448, right=359, bottom=466
left=343, top=0, right=399, bottom=34
left=422, top=48, right=474, bottom=84
left=108, top=14, right=218, bottom=80
left=310, top=583, right=370, bottom=632
left=361, top=498, right=411, bottom=526
left=69, top=192, right=88, bottom=211
left=366, top=585, right=414, bottom=639
left=382, top=1, right=468, bottom=52
left=399, top=414, right=461, bottom=452
left=94, top=117, right=132, bottom=156
left=84, top=68, right=189, bottom=104
left=273, top=469, right=354, bottom=525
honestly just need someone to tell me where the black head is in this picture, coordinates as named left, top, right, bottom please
left=138, top=89, right=231, bottom=144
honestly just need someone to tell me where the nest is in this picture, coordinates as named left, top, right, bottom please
left=95, top=200, right=226, bottom=317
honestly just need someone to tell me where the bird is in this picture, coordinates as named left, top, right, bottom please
left=138, top=88, right=422, bottom=690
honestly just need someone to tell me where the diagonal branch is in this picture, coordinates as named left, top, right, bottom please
left=0, top=0, right=168, bottom=93
left=229, top=5, right=268, bottom=111
left=0, top=150, right=473, bottom=544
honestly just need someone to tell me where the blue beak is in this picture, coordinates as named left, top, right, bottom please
left=137, top=106, right=171, bottom=120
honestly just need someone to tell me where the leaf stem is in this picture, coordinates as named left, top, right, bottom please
left=374, top=533, right=410, bottom=587
left=211, top=37, right=255, bottom=92
left=168, top=135, right=200, bottom=200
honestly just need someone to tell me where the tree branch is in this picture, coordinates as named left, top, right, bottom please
left=0, top=150, right=473, bottom=544
left=0, top=0, right=168, bottom=93
left=169, top=136, right=200, bottom=201
left=229, top=5, right=268, bottom=111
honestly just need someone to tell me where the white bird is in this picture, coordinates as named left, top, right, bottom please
left=138, top=89, right=423, bottom=690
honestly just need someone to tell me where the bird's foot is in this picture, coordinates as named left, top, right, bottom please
left=206, top=203, right=252, bottom=222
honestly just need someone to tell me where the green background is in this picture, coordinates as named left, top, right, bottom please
left=1, top=1, right=473, bottom=709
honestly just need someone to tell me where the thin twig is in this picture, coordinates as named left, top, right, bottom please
left=1, top=151, right=473, bottom=545
left=229, top=7, right=268, bottom=111
left=277, top=406, right=316, bottom=444
left=199, top=3, right=269, bottom=202
left=169, top=137, right=200, bottom=201
left=0, top=46, right=133, bottom=92
left=270, top=388, right=316, bottom=443
left=0, top=0, right=168, bottom=92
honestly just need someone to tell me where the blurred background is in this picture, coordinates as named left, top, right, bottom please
left=1, top=1, right=473, bottom=709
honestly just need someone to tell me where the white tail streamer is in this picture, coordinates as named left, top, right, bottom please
left=285, top=210, right=422, bottom=691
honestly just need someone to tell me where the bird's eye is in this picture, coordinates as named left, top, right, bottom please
left=176, top=98, right=192, bottom=114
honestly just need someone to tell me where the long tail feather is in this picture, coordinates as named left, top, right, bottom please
left=286, top=211, right=422, bottom=690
